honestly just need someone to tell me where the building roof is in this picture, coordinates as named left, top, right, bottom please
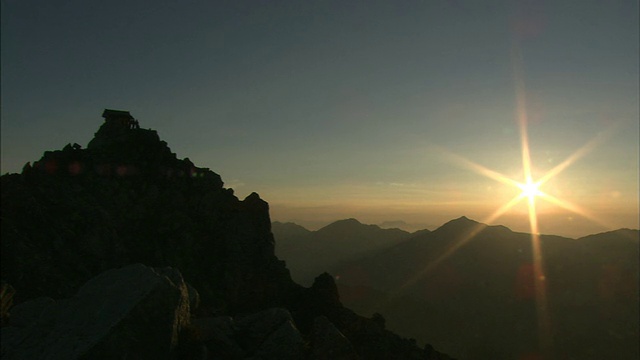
left=102, top=109, right=133, bottom=119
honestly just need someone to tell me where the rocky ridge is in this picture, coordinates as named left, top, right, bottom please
left=0, top=112, right=453, bottom=359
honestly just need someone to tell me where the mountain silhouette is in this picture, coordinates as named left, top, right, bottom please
left=272, top=221, right=313, bottom=240
left=274, top=218, right=412, bottom=286
left=271, top=215, right=639, bottom=359
left=1, top=110, right=454, bottom=359
left=327, top=219, right=639, bottom=360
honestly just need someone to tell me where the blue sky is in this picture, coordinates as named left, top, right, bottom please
left=2, top=0, right=638, bottom=237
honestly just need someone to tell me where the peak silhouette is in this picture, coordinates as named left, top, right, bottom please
left=446, top=215, right=478, bottom=225
left=22, top=109, right=220, bottom=185
left=434, top=216, right=481, bottom=233
left=317, top=218, right=365, bottom=233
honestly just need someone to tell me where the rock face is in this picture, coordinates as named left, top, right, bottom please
left=1, top=264, right=190, bottom=360
left=0, top=112, right=453, bottom=359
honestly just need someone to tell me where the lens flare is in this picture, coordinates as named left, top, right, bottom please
left=383, top=42, right=620, bottom=359
left=363, top=35, right=623, bottom=360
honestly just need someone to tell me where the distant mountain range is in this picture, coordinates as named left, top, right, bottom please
left=377, top=220, right=435, bottom=233
left=273, top=218, right=420, bottom=286
left=272, top=217, right=640, bottom=360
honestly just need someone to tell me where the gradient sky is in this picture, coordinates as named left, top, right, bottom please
left=2, top=0, right=638, bottom=237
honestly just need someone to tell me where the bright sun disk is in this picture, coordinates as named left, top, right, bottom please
left=518, top=180, right=543, bottom=199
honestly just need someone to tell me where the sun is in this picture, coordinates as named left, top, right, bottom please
left=517, top=180, right=543, bottom=200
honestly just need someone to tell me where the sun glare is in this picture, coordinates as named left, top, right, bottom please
left=518, top=180, right=543, bottom=200
left=386, top=38, right=622, bottom=360
left=418, top=43, right=620, bottom=358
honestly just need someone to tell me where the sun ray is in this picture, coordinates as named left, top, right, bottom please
left=512, top=38, right=556, bottom=356
left=539, top=192, right=610, bottom=229
left=524, top=180, right=553, bottom=356
left=515, top=100, right=553, bottom=358
left=537, top=126, right=618, bottom=186
left=434, top=145, right=522, bottom=188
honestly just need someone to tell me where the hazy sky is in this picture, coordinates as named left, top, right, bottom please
left=2, top=0, right=638, bottom=237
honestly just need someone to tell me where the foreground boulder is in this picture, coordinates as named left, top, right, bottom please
left=1, top=264, right=190, bottom=360
left=236, top=308, right=305, bottom=360
left=309, top=316, right=357, bottom=360
left=185, top=308, right=352, bottom=360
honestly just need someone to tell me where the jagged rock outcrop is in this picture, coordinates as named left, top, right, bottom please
left=2, top=120, right=292, bottom=314
left=1, top=111, right=453, bottom=359
left=1, top=264, right=190, bottom=360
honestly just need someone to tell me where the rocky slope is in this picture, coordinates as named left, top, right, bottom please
left=0, top=112, right=453, bottom=359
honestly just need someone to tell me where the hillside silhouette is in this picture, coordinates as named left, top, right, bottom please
left=1, top=110, right=454, bottom=360
left=273, top=217, right=640, bottom=359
